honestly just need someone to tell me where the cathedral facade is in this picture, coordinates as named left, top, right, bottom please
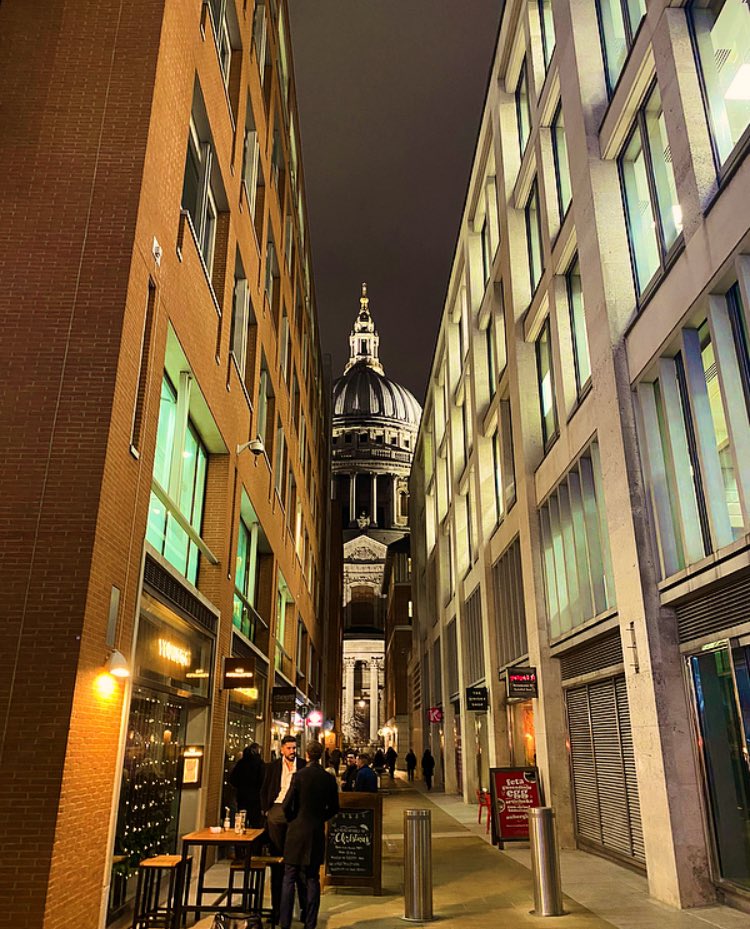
left=331, top=285, right=420, bottom=747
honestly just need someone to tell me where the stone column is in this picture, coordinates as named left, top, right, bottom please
left=343, top=658, right=356, bottom=739
left=349, top=473, right=357, bottom=523
left=371, top=473, right=378, bottom=525
left=391, top=475, right=399, bottom=525
left=369, top=658, right=381, bottom=743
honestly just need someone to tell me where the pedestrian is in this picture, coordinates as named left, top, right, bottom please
left=372, top=748, right=385, bottom=773
left=260, top=735, right=306, bottom=925
left=385, top=745, right=398, bottom=780
left=354, top=752, right=378, bottom=792
left=421, top=748, right=435, bottom=790
left=405, top=748, right=417, bottom=782
left=330, top=746, right=342, bottom=775
left=280, top=740, right=339, bottom=929
left=341, top=751, right=358, bottom=792
left=228, top=743, right=264, bottom=828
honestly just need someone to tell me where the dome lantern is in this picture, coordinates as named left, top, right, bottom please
left=343, top=282, right=384, bottom=376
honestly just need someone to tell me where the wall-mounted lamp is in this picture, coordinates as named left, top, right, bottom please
left=106, top=648, right=130, bottom=679
left=237, top=437, right=265, bottom=464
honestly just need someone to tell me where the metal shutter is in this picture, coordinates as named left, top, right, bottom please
left=566, top=676, right=645, bottom=864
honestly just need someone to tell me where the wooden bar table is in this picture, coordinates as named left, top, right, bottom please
left=179, top=827, right=264, bottom=924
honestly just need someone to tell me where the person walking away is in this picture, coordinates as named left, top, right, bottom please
left=384, top=745, right=397, bottom=780
left=372, top=748, right=385, bottom=774
left=228, top=743, right=264, bottom=828
left=421, top=748, right=435, bottom=790
left=354, top=753, right=378, bottom=792
left=260, top=735, right=306, bottom=924
left=405, top=748, right=417, bottom=782
left=330, top=747, right=342, bottom=775
left=280, top=741, right=339, bottom=929
left=341, top=752, right=358, bottom=792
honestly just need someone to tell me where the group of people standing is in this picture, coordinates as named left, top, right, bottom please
left=228, top=737, right=337, bottom=929
left=226, top=739, right=439, bottom=929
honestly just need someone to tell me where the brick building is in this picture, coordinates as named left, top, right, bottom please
left=0, top=1, right=338, bottom=926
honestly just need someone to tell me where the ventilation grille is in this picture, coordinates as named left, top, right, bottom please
left=675, top=570, right=750, bottom=643
left=232, top=633, right=253, bottom=661
left=144, top=555, right=217, bottom=635
left=559, top=628, right=623, bottom=681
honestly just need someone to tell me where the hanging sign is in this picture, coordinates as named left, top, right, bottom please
left=222, top=657, right=256, bottom=690
left=427, top=706, right=443, bottom=724
left=506, top=667, right=538, bottom=699
left=465, top=686, right=488, bottom=711
left=306, top=709, right=323, bottom=728
left=272, top=685, right=296, bottom=715
left=489, top=767, right=542, bottom=844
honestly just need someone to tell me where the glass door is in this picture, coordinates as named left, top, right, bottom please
left=689, top=643, right=750, bottom=891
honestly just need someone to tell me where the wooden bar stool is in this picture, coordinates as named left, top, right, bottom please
left=227, top=858, right=265, bottom=912
left=131, top=854, right=192, bottom=929
left=248, top=855, right=284, bottom=925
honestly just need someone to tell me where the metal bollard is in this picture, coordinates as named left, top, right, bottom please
left=528, top=807, right=564, bottom=916
left=403, top=809, right=434, bottom=921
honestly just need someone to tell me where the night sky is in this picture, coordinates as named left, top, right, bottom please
left=288, top=2, right=502, bottom=402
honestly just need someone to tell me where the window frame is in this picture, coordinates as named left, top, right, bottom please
left=551, top=101, right=572, bottom=221
left=595, top=0, right=647, bottom=96
left=565, top=254, right=592, bottom=400
left=536, top=316, right=559, bottom=450
left=525, top=180, right=544, bottom=296
left=515, top=59, right=532, bottom=158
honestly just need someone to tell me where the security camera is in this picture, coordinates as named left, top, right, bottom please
left=237, top=437, right=265, bottom=457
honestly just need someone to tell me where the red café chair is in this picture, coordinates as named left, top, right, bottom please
left=476, top=789, right=492, bottom=834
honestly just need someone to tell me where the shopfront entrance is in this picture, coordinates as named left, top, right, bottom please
left=508, top=699, right=536, bottom=767
left=689, top=641, right=750, bottom=893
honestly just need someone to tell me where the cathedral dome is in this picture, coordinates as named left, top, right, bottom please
left=333, top=364, right=421, bottom=426
left=332, top=282, right=421, bottom=429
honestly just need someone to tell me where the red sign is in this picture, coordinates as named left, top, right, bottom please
left=427, top=706, right=443, bottom=724
left=489, top=767, right=542, bottom=843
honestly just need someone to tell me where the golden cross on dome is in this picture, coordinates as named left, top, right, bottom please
left=360, top=282, right=369, bottom=311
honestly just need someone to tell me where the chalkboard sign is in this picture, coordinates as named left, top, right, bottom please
left=326, top=808, right=374, bottom=876
left=324, top=792, right=382, bottom=894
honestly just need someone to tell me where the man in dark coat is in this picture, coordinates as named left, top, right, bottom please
left=405, top=748, right=417, bottom=782
left=421, top=748, right=435, bottom=790
left=385, top=745, right=398, bottom=780
left=341, top=751, right=357, bottom=792
left=261, top=736, right=305, bottom=923
left=280, top=740, right=339, bottom=929
left=354, top=753, right=378, bottom=792
left=228, top=743, right=264, bottom=827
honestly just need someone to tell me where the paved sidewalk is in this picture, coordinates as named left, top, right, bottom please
left=190, top=776, right=750, bottom=929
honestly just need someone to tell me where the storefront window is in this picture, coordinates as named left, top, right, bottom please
left=222, top=666, right=267, bottom=819
left=689, top=0, right=750, bottom=166
left=690, top=644, right=750, bottom=891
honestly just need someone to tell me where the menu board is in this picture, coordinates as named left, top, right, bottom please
left=324, top=793, right=382, bottom=894
left=489, top=767, right=542, bottom=844
left=326, top=808, right=374, bottom=876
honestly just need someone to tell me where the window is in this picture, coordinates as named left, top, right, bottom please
left=265, top=236, right=279, bottom=315
left=234, top=511, right=263, bottom=641
left=230, top=254, right=252, bottom=379
left=595, top=0, right=646, bottom=92
left=525, top=181, right=544, bottom=294
left=539, top=441, right=615, bottom=637
left=515, top=61, right=532, bottom=157
left=181, top=117, right=219, bottom=276
left=256, top=358, right=274, bottom=449
left=539, top=0, right=556, bottom=69
left=279, top=310, right=290, bottom=382
left=492, top=400, right=517, bottom=524
left=242, top=101, right=260, bottom=216
left=274, top=417, right=286, bottom=500
left=689, top=0, right=750, bottom=166
left=252, top=0, right=267, bottom=73
left=566, top=256, right=592, bottom=397
left=147, top=374, right=208, bottom=585
left=620, top=83, right=682, bottom=295
left=552, top=103, right=572, bottom=218
left=536, top=317, right=558, bottom=447
left=492, top=539, right=528, bottom=668
left=486, top=315, right=498, bottom=399
left=480, top=217, right=492, bottom=286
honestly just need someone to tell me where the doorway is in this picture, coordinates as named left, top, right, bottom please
left=690, top=641, right=750, bottom=892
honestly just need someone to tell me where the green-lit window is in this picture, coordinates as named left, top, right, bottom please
left=552, top=103, right=572, bottom=218
left=515, top=61, right=532, bottom=157
left=525, top=181, right=544, bottom=294
left=234, top=516, right=260, bottom=641
left=595, top=0, right=646, bottom=93
left=539, top=0, right=556, bottom=69
left=566, top=256, right=591, bottom=397
left=689, top=0, right=750, bottom=167
left=620, top=84, right=682, bottom=296
left=536, top=317, right=558, bottom=448
left=147, top=375, right=208, bottom=584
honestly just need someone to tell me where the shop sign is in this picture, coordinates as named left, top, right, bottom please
left=465, top=686, right=488, bottom=711
left=222, top=657, right=256, bottom=691
left=306, top=709, right=323, bottom=728
left=489, top=767, right=542, bottom=844
left=506, top=667, right=538, bottom=699
left=135, top=598, right=212, bottom=700
left=427, top=706, right=443, bottom=724
left=272, top=685, right=296, bottom=715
